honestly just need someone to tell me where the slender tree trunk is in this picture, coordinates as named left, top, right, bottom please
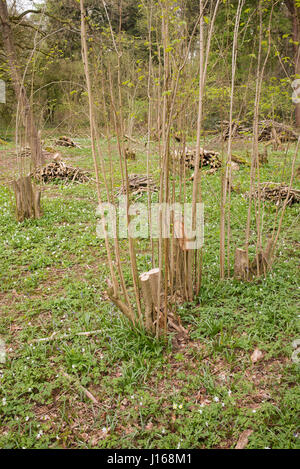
left=220, top=0, right=244, bottom=279
left=293, top=8, right=300, bottom=127
left=0, top=0, right=44, bottom=168
left=286, top=0, right=300, bottom=127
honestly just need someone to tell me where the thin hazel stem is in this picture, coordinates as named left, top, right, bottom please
left=80, top=0, right=120, bottom=300
left=102, top=0, right=143, bottom=321
left=245, top=1, right=275, bottom=278
left=220, top=0, right=244, bottom=280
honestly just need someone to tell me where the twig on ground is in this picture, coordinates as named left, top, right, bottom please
left=61, top=370, right=100, bottom=406
left=30, top=329, right=102, bottom=343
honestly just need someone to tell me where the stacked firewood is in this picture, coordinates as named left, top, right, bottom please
left=55, top=136, right=78, bottom=147
left=116, top=174, right=157, bottom=196
left=181, top=147, right=222, bottom=170
left=249, top=182, right=300, bottom=206
left=33, top=160, right=90, bottom=183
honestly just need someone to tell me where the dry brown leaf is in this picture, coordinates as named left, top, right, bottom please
left=145, top=421, right=153, bottom=431
left=124, top=425, right=134, bottom=435
left=235, top=429, right=253, bottom=449
left=251, top=348, right=263, bottom=363
left=170, top=413, right=176, bottom=432
left=90, top=436, right=98, bottom=447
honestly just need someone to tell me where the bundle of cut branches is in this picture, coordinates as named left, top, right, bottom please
left=249, top=182, right=300, bottom=206
left=180, top=147, right=222, bottom=170
left=17, top=146, right=31, bottom=158
left=55, top=136, right=78, bottom=147
left=33, top=160, right=90, bottom=184
left=221, top=120, right=252, bottom=139
left=116, top=174, right=157, bottom=196
left=17, top=146, right=60, bottom=160
left=125, top=147, right=136, bottom=160
left=258, top=120, right=298, bottom=142
left=221, top=119, right=298, bottom=142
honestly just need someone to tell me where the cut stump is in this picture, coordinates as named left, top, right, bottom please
left=12, top=176, right=42, bottom=222
left=140, top=268, right=160, bottom=333
left=234, top=248, right=247, bottom=280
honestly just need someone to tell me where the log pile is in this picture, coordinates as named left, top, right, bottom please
left=33, top=160, right=90, bottom=184
left=177, top=147, right=222, bottom=170
left=249, top=182, right=300, bottom=206
left=116, top=174, right=157, bottom=196
left=55, top=136, right=78, bottom=147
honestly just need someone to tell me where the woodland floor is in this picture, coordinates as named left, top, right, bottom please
left=0, top=132, right=299, bottom=449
